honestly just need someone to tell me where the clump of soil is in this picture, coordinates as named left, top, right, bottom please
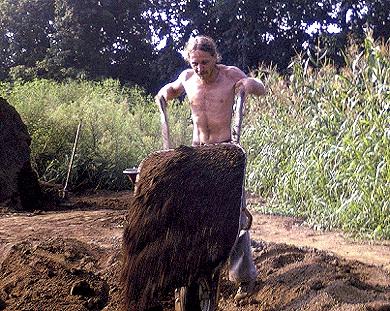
left=0, top=238, right=111, bottom=311
left=219, top=242, right=390, bottom=311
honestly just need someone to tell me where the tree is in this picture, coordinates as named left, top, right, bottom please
left=154, top=37, right=187, bottom=90
left=43, top=0, right=108, bottom=79
left=145, top=0, right=390, bottom=74
left=1, top=0, right=388, bottom=88
left=0, top=0, right=157, bottom=91
left=45, top=0, right=156, bottom=87
left=0, top=0, right=54, bottom=79
left=146, top=0, right=338, bottom=71
left=104, top=0, right=156, bottom=90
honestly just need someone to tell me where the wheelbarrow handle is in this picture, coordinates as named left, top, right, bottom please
left=233, top=90, right=246, bottom=144
left=156, top=96, right=171, bottom=150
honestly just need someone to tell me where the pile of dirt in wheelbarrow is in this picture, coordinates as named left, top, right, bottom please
left=122, top=144, right=246, bottom=309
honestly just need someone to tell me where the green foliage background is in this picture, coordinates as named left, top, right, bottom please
left=242, top=35, right=389, bottom=239
left=0, top=79, right=192, bottom=190
left=1, top=34, right=389, bottom=239
left=1, top=0, right=389, bottom=89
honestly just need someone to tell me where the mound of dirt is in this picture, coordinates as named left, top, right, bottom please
left=0, top=238, right=112, bottom=311
left=0, top=192, right=389, bottom=311
left=219, top=241, right=390, bottom=310
left=0, top=97, right=42, bottom=210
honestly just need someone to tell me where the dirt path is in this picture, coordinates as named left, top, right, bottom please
left=1, top=207, right=389, bottom=274
left=1, top=191, right=389, bottom=311
left=250, top=214, right=390, bottom=272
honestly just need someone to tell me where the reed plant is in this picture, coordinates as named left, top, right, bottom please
left=243, top=33, right=389, bottom=239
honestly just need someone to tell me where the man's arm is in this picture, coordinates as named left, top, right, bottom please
left=156, top=69, right=188, bottom=101
left=227, top=66, right=266, bottom=97
left=236, top=77, right=266, bottom=97
left=231, top=69, right=267, bottom=143
left=155, top=73, right=186, bottom=149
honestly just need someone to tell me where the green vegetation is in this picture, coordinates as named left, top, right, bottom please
left=1, top=0, right=388, bottom=88
left=0, top=34, right=388, bottom=239
left=243, top=34, right=389, bottom=239
left=0, top=79, right=191, bottom=190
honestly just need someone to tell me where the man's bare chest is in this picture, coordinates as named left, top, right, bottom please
left=184, top=79, right=235, bottom=108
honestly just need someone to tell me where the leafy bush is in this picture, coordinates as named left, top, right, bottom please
left=0, top=79, right=191, bottom=190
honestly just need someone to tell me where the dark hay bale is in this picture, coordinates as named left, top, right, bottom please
left=121, top=144, right=246, bottom=310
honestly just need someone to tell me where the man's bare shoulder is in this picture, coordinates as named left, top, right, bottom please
left=218, top=65, right=246, bottom=81
left=178, top=68, right=196, bottom=82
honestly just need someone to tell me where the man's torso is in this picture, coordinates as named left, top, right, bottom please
left=181, top=65, right=241, bottom=145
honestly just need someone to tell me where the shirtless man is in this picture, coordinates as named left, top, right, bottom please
left=155, top=35, right=266, bottom=301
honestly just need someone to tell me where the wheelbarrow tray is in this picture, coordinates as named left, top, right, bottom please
left=121, top=143, right=246, bottom=308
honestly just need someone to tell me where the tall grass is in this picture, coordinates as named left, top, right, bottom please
left=243, top=33, right=389, bottom=239
left=0, top=79, right=191, bottom=190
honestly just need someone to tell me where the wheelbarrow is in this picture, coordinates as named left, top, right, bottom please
left=123, top=167, right=139, bottom=185
left=121, top=143, right=247, bottom=311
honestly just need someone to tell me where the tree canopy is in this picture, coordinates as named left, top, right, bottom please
left=1, top=0, right=389, bottom=91
left=0, top=0, right=156, bottom=89
left=147, top=0, right=389, bottom=73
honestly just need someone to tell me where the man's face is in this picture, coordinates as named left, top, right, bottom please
left=189, top=50, right=217, bottom=81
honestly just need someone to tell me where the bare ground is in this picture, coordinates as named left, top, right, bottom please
left=1, top=191, right=390, bottom=311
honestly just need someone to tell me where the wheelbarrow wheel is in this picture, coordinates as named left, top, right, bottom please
left=174, top=271, right=220, bottom=311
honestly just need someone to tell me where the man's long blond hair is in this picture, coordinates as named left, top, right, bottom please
left=183, top=35, right=222, bottom=63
